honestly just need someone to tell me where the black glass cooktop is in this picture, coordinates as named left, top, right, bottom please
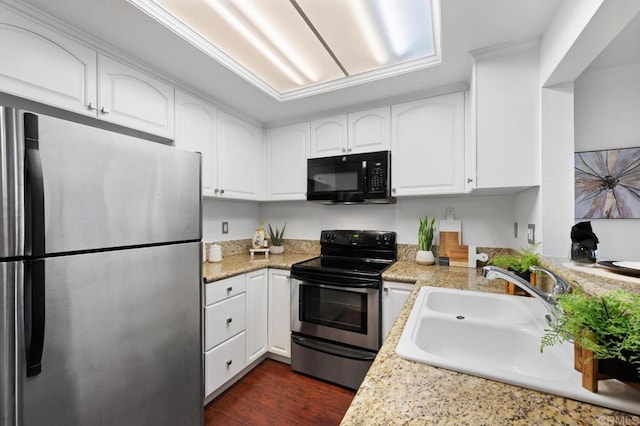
left=293, top=256, right=392, bottom=274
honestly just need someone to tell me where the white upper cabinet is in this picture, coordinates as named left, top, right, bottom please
left=472, top=44, right=540, bottom=192
left=347, top=106, right=390, bottom=154
left=310, top=109, right=390, bottom=158
left=217, top=111, right=262, bottom=200
left=174, top=90, right=218, bottom=197
left=265, top=123, right=309, bottom=201
left=0, top=7, right=97, bottom=116
left=98, top=55, right=174, bottom=138
left=309, top=115, right=348, bottom=158
left=0, top=7, right=174, bottom=138
left=391, top=92, right=466, bottom=196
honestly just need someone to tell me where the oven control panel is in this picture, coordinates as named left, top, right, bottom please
left=321, top=230, right=396, bottom=247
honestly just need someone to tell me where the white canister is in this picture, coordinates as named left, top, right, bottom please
left=208, top=244, right=222, bottom=262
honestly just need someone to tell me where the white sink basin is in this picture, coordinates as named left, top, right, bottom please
left=423, top=288, right=533, bottom=324
left=396, top=286, right=640, bottom=415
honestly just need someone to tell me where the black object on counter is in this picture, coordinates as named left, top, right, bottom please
left=571, top=221, right=599, bottom=263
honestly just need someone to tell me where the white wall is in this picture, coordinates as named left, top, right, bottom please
left=259, top=196, right=517, bottom=247
left=574, top=64, right=640, bottom=260
left=202, top=198, right=260, bottom=243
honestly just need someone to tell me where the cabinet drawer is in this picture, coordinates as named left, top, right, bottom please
left=204, top=331, right=246, bottom=397
left=205, top=274, right=246, bottom=306
left=205, top=293, right=246, bottom=350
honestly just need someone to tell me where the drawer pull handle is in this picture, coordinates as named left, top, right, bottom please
left=226, top=317, right=232, bottom=325
left=226, top=360, right=232, bottom=367
left=226, top=287, right=232, bottom=292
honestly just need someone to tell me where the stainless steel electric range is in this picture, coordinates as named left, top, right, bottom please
left=290, top=230, right=397, bottom=390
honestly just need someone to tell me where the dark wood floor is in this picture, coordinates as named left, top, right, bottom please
left=204, top=359, right=356, bottom=425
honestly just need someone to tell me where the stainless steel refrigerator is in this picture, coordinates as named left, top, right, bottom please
left=0, top=105, right=203, bottom=425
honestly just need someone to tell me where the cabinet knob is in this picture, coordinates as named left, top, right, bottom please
left=226, top=317, right=232, bottom=325
left=467, top=178, right=473, bottom=183
left=226, top=360, right=233, bottom=367
left=226, top=286, right=232, bottom=292
left=220, top=189, right=225, bottom=194
left=214, top=188, right=220, bottom=194
left=347, top=148, right=352, bottom=153
left=392, top=188, right=396, bottom=193
left=100, top=107, right=110, bottom=115
left=87, top=102, right=98, bottom=111
left=341, top=147, right=346, bottom=153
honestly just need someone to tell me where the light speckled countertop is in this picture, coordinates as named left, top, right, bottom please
left=342, top=260, right=639, bottom=425
left=202, top=252, right=317, bottom=283
left=202, top=252, right=639, bottom=424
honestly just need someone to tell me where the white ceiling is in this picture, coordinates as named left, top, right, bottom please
left=15, top=0, right=561, bottom=126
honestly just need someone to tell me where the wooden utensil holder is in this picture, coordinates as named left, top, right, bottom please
left=574, top=343, right=640, bottom=392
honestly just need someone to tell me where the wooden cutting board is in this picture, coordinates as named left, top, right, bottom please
left=448, top=245, right=469, bottom=267
left=438, top=208, right=461, bottom=259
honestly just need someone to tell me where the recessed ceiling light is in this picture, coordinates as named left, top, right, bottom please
left=129, top=0, right=442, bottom=101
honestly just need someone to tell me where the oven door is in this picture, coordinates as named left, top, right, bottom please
left=291, top=278, right=380, bottom=351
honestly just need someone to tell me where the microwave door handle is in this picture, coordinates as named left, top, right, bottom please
left=362, top=161, right=367, bottom=190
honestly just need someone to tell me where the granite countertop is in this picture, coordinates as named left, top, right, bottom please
left=342, top=260, right=638, bottom=425
left=202, top=252, right=317, bottom=283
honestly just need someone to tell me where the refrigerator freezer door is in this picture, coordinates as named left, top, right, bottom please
left=21, top=243, right=203, bottom=426
left=1, top=106, right=25, bottom=259
left=1, top=261, right=21, bottom=426
left=36, top=113, right=201, bottom=254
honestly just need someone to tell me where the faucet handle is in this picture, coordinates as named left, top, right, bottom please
left=529, top=266, right=571, bottom=296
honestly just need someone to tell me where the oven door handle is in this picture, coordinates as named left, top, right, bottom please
left=292, top=275, right=379, bottom=289
left=292, top=335, right=377, bottom=361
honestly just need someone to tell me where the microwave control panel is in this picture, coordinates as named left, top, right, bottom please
left=367, top=161, right=386, bottom=192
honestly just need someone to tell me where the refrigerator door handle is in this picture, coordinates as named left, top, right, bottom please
left=24, top=259, right=45, bottom=377
left=23, top=112, right=45, bottom=258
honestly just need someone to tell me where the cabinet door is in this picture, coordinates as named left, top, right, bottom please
left=175, top=91, right=218, bottom=197
left=98, top=54, right=174, bottom=138
left=382, top=281, right=414, bottom=339
left=391, top=92, right=465, bottom=196
left=246, top=269, right=268, bottom=364
left=0, top=7, right=97, bottom=116
left=309, top=115, right=348, bottom=158
left=204, top=331, right=246, bottom=397
left=474, top=47, right=540, bottom=190
left=268, top=269, right=291, bottom=358
left=217, top=111, right=261, bottom=200
left=348, top=106, right=390, bottom=154
left=265, top=123, right=309, bottom=200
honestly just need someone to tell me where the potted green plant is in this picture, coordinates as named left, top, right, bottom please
left=416, top=216, right=436, bottom=265
left=541, top=286, right=640, bottom=391
left=267, top=222, right=286, bottom=255
left=490, top=245, right=541, bottom=281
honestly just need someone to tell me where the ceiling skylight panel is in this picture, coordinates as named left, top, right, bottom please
left=129, top=0, right=441, bottom=99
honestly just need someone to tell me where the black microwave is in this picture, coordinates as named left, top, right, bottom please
left=306, top=150, right=396, bottom=204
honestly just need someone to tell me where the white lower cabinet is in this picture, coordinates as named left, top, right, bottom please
left=204, top=331, right=246, bottom=396
left=267, top=269, right=291, bottom=358
left=245, top=269, right=268, bottom=364
left=203, top=274, right=247, bottom=398
left=382, top=281, right=414, bottom=339
left=204, top=268, right=281, bottom=398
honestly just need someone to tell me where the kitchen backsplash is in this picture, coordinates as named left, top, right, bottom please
left=205, top=239, right=514, bottom=266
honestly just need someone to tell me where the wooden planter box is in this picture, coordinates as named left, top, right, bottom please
left=574, top=342, right=640, bottom=392
left=504, top=270, right=536, bottom=296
